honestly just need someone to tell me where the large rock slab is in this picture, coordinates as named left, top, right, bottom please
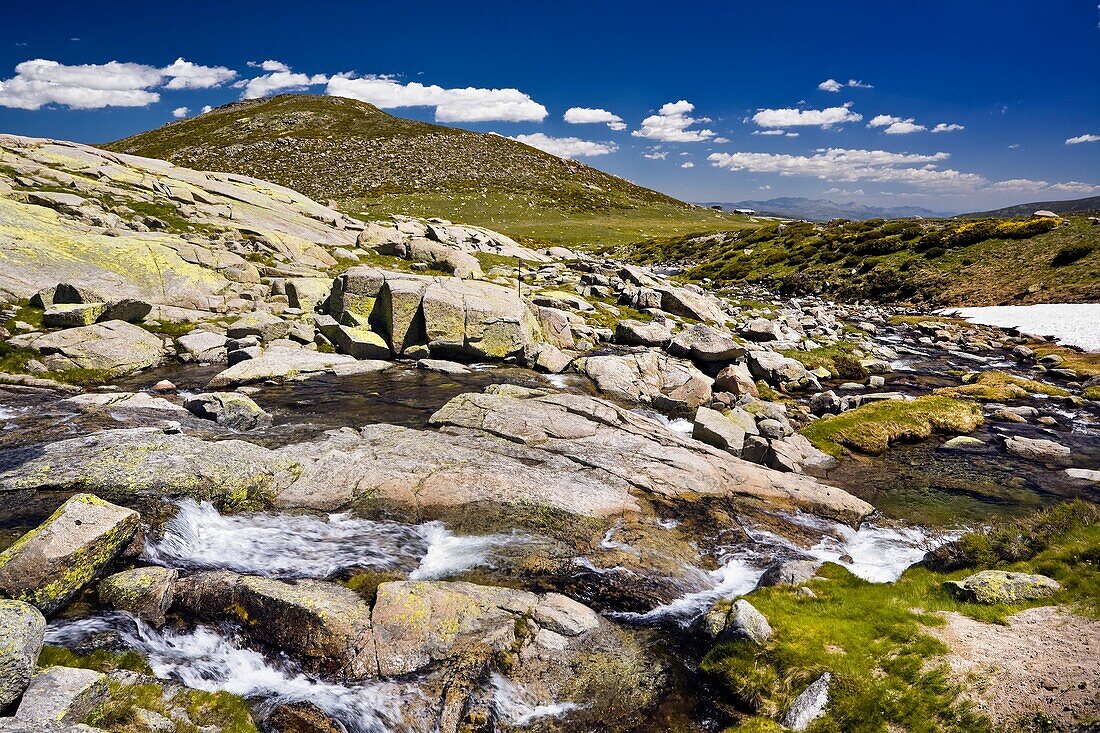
left=0, top=428, right=300, bottom=510
left=0, top=494, right=140, bottom=614
left=183, top=392, right=272, bottom=430
left=0, top=600, right=46, bottom=708
left=17, top=320, right=163, bottom=376
left=429, top=390, right=873, bottom=525
left=276, top=423, right=640, bottom=516
left=175, top=571, right=377, bottom=681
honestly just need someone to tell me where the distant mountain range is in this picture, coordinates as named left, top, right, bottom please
left=700, top=197, right=954, bottom=221
left=965, top=195, right=1100, bottom=218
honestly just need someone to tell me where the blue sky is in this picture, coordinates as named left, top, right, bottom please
left=2, top=0, right=1098, bottom=211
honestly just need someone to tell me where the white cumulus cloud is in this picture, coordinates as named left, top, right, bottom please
left=707, top=147, right=983, bottom=192
left=818, top=78, right=873, bottom=93
left=234, top=61, right=328, bottom=99
left=1066, top=133, right=1100, bottom=144
left=868, top=114, right=927, bottom=134
left=564, top=107, right=626, bottom=130
left=0, top=57, right=235, bottom=110
left=681, top=161, right=694, bottom=168
left=932, top=123, right=965, bottom=133
left=752, top=103, right=862, bottom=129
left=326, top=74, right=547, bottom=122
left=642, top=148, right=668, bottom=160
left=509, top=133, right=616, bottom=158
left=632, top=100, right=714, bottom=142
left=171, top=106, right=188, bottom=118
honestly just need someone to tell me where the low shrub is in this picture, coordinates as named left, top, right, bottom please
left=1050, top=242, right=1094, bottom=266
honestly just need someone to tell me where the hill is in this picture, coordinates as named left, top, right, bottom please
left=626, top=215, right=1100, bottom=306
left=703, top=197, right=952, bottom=221
left=966, top=195, right=1100, bottom=218
left=106, top=94, right=744, bottom=247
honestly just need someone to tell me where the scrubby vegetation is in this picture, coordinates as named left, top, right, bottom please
left=626, top=216, right=1099, bottom=305
left=801, top=395, right=983, bottom=456
left=705, top=501, right=1100, bottom=732
left=781, top=342, right=868, bottom=380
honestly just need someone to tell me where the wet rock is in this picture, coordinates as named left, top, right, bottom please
left=184, top=392, right=272, bottom=430
left=0, top=428, right=300, bottom=510
left=0, top=601, right=46, bottom=709
left=945, top=570, right=1060, bottom=604
left=267, top=703, right=344, bottom=733
left=942, top=435, right=985, bottom=450
left=12, top=667, right=107, bottom=725
left=0, top=494, right=140, bottom=614
left=782, top=672, right=831, bottom=730
left=1003, top=435, right=1072, bottom=466
left=97, top=567, right=178, bottom=627
left=16, top=320, right=164, bottom=377
left=175, top=571, right=377, bottom=681
left=756, top=559, right=822, bottom=589
left=614, top=319, right=671, bottom=347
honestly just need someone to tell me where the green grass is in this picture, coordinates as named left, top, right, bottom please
left=935, top=370, right=1069, bottom=402
left=705, top=501, right=1100, bottom=732
left=781, top=341, right=868, bottom=380
left=801, top=395, right=983, bottom=456
left=624, top=216, right=1099, bottom=306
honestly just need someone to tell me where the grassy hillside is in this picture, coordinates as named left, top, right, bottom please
left=967, top=195, right=1100, bottom=219
left=106, top=94, right=745, bottom=247
left=626, top=215, right=1100, bottom=305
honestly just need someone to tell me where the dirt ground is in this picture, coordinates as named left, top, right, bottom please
left=930, top=606, right=1100, bottom=730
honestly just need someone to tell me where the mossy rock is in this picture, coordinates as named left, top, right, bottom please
left=800, top=395, right=983, bottom=456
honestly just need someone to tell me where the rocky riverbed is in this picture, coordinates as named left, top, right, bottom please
left=1, top=137, right=1098, bottom=732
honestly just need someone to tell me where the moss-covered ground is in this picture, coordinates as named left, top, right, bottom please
left=800, top=395, right=983, bottom=456
left=704, top=501, right=1100, bottom=732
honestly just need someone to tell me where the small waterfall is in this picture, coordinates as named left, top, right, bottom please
left=46, top=614, right=415, bottom=733
left=490, top=673, right=579, bottom=725
left=145, top=500, right=515, bottom=581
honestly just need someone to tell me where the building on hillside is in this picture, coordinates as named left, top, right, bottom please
left=733, top=208, right=756, bottom=216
